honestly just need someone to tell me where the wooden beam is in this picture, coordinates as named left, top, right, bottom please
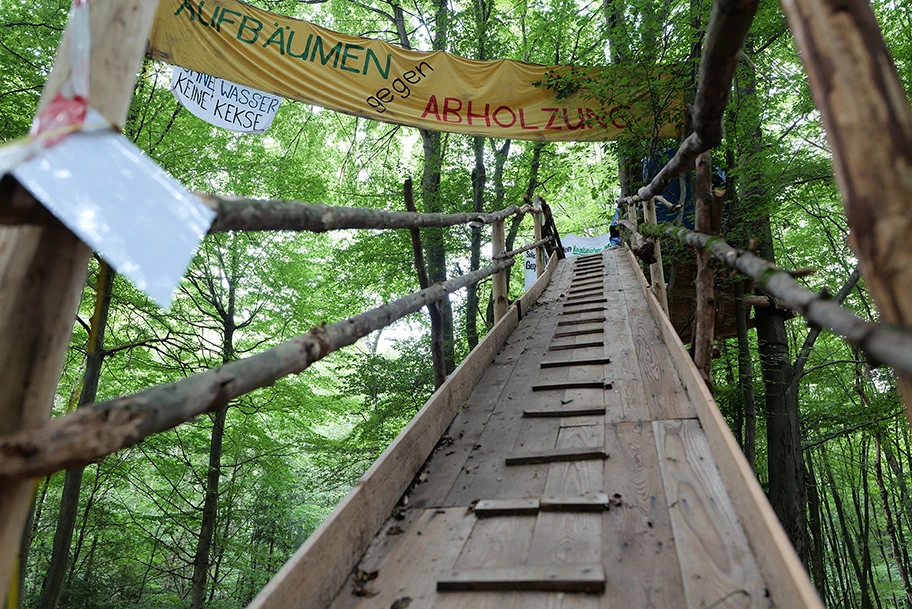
left=531, top=381, right=608, bottom=391
left=0, top=0, right=160, bottom=596
left=492, top=219, right=508, bottom=322
left=623, top=249, right=823, bottom=609
left=548, top=341, right=604, bottom=351
left=540, top=357, right=611, bottom=367
left=473, top=498, right=540, bottom=517
left=557, top=317, right=607, bottom=326
left=505, top=447, right=609, bottom=465
left=692, top=151, right=715, bottom=385
left=560, top=306, right=608, bottom=315
left=540, top=493, right=611, bottom=512
left=523, top=405, right=607, bottom=417
left=780, top=0, right=912, bottom=414
left=552, top=328, right=604, bottom=339
left=437, top=564, right=605, bottom=593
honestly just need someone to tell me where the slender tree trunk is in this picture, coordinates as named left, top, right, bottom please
left=825, top=448, right=874, bottom=609
left=466, top=136, right=486, bottom=349
left=734, top=280, right=756, bottom=467
left=36, top=264, right=115, bottom=609
left=876, top=435, right=912, bottom=605
left=805, top=452, right=827, bottom=599
left=191, top=404, right=228, bottom=609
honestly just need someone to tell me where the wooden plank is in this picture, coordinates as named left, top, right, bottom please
left=600, top=421, right=685, bottom=608
left=567, top=291, right=604, bottom=300
left=409, top=361, right=516, bottom=510
left=496, top=416, right=560, bottom=499
left=553, top=328, right=604, bottom=339
left=251, top=299, right=525, bottom=609
left=329, top=508, right=476, bottom=609
left=571, top=278, right=602, bottom=286
left=655, top=420, right=770, bottom=608
left=454, top=515, right=537, bottom=569
left=568, top=285, right=603, bottom=294
left=548, top=341, right=603, bottom=351
left=540, top=493, right=610, bottom=512
left=563, top=298, right=608, bottom=306
left=556, top=318, right=606, bottom=327
left=559, top=307, right=607, bottom=316
left=532, top=381, right=607, bottom=391
left=540, top=357, right=611, bottom=368
left=506, top=447, right=608, bottom=466
left=621, top=249, right=821, bottom=609
left=559, top=415, right=605, bottom=427
left=524, top=405, right=607, bottom=418
left=474, top=498, right=540, bottom=517
left=555, top=424, right=605, bottom=450
left=437, top=564, right=605, bottom=593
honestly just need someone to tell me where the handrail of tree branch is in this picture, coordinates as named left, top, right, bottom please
left=202, top=196, right=536, bottom=233
left=637, top=223, right=912, bottom=376
left=0, top=257, right=521, bottom=481
left=0, top=182, right=535, bottom=233
left=494, top=237, right=552, bottom=260
left=617, top=0, right=759, bottom=206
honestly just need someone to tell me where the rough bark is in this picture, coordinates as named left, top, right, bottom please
left=692, top=151, right=715, bottom=385
left=494, top=238, right=551, bottom=261
left=780, top=0, right=912, bottom=415
left=0, top=259, right=515, bottom=481
left=36, top=264, right=116, bottom=609
left=404, top=179, right=447, bottom=389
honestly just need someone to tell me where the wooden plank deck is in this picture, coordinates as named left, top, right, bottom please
left=322, top=250, right=797, bottom=609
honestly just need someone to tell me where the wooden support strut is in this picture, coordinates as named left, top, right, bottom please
left=533, top=204, right=545, bottom=277
left=0, top=1, right=161, bottom=597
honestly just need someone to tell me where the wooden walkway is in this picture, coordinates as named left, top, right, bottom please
left=323, top=250, right=774, bottom=609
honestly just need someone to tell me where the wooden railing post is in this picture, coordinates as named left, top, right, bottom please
left=533, top=207, right=544, bottom=277
left=493, top=219, right=508, bottom=321
left=0, top=1, right=159, bottom=596
left=643, top=197, right=669, bottom=316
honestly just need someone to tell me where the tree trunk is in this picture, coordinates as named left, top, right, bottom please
left=466, top=136, right=486, bottom=349
left=825, top=448, right=874, bottom=609
left=805, top=452, right=827, bottom=599
left=734, top=280, right=756, bottom=467
left=876, top=435, right=912, bottom=605
left=36, top=264, right=116, bottom=609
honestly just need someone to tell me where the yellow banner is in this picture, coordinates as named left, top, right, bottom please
left=150, top=0, right=680, bottom=141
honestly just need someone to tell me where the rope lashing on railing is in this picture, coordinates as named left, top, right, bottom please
left=0, top=254, right=534, bottom=481
left=493, top=237, right=552, bottom=260
left=637, top=222, right=912, bottom=376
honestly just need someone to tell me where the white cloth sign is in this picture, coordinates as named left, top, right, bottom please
left=11, top=110, right=215, bottom=309
left=524, top=233, right=615, bottom=291
left=171, top=67, right=281, bottom=134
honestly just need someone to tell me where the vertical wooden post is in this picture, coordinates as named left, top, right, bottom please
left=533, top=207, right=544, bottom=277
left=0, top=1, right=160, bottom=596
left=781, top=0, right=912, bottom=416
left=492, top=219, right=508, bottom=322
left=643, top=197, right=669, bottom=316
left=693, top=151, right=715, bottom=385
